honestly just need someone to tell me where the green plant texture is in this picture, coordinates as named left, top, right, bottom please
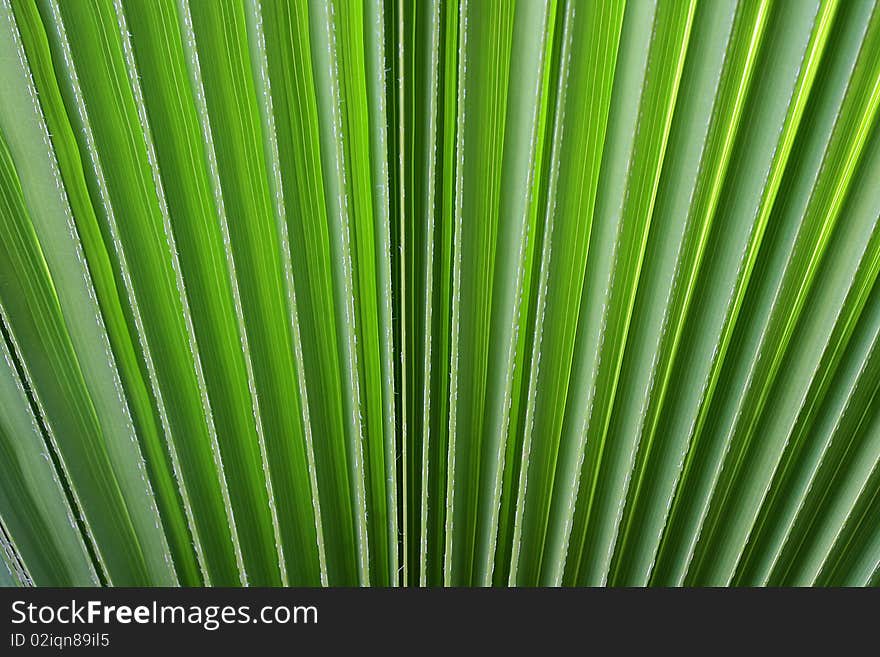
left=1, top=0, right=880, bottom=588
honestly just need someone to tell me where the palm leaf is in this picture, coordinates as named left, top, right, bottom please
left=1, top=0, right=879, bottom=587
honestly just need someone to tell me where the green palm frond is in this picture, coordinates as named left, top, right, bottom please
left=1, top=0, right=879, bottom=587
